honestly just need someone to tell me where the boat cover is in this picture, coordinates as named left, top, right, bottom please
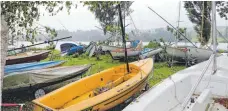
left=130, top=40, right=140, bottom=48
left=60, top=43, right=83, bottom=55
left=4, top=61, right=65, bottom=74
left=3, top=64, right=91, bottom=92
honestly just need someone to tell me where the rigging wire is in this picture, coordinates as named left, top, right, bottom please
left=181, top=54, right=214, bottom=110
left=129, top=13, right=140, bottom=37
left=147, top=6, right=198, bottom=48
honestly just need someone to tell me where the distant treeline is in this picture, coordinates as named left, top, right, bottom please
left=17, top=26, right=228, bottom=42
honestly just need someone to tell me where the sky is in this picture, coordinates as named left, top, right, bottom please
left=37, top=1, right=228, bottom=32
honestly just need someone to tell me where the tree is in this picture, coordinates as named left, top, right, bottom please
left=184, top=1, right=211, bottom=46
left=1, top=1, right=76, bottom=43
left=166, top=26, right=187, bottom=41
left=83, top=1, right=133, bottom=42
left=0, top=1, right=76, bottom=106
left=184, top=1, right=228, bottom=46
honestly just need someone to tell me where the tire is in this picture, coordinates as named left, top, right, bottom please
left=34, top=88, right=46, bottom=99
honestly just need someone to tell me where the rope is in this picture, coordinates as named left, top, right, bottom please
left=169, top=76, right=181, bottom=104
left=217, top=29, right=228, bottom=43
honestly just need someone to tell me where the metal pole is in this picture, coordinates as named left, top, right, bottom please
left=118, top=4, right=130, bottom=73
left=7, top=36, right=72, bottom=51
left=176, top=1, right=181, bottom=47
left=212, top=1, right=217, bottom=73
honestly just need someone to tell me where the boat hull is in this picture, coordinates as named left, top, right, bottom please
left=100, top=45, right=120, bottom=52
left=166, top=46, right=213, bottom=62
left=123, top=55, right=228, bottom=111
left=4, top=61, right=65, bottom=74
left=139, top=48, right=163, bottom=59
left=110, top=48, right=141, bottom=60
left=60, top=43, right=83, bottom=56
left=6, top=50, right=50, bottom=65
left=89, top=77, right=147, bottom=111
left=3, top=64, right=91, bottom=102
left=32, top=58, right=153, bottom=111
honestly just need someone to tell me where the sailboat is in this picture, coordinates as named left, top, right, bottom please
left=109, top=40, right=143, bottom=60
left=166, top=46, right=213, bottom=63
left=32, top=4, right=153, bottom=111
left=124, top=2, right=228, bottom=111
left=164, top=2, right=213, bottom=64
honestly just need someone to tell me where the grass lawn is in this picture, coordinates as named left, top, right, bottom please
left=150, top=62, right=185, bottom=87
left=44, top=50, right=186, bottom=88
left=43, top=50, right=124, bottom=75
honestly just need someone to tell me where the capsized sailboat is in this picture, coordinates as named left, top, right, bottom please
left=124, top=2, right=228, bottom=111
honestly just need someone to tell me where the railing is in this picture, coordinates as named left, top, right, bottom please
left=181, top=54, right=214, bottom=110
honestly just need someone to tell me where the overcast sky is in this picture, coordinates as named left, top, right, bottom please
left=37, top=1, right=228, bottom=32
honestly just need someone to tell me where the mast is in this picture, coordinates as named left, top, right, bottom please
left=176, top=1, right=181, bottom=47
left=212, top=1, right=217, bottom=73
left=118, top=4, right=130, bottom=73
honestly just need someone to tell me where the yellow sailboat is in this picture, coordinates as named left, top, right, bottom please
left=32, top=58, right=153, bottom=111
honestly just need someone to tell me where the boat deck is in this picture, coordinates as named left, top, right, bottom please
left=170, top=96, right=228, bottom=111
left=123, top=55, right=228, bottom=111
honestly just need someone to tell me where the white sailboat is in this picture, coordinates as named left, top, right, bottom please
left=124, top=2, right=228, bottom=111
left=166, top=46, right=213, bottom=63
left=166, top=1, right=213, bottom=64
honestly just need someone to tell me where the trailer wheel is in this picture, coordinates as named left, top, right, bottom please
left=145, top=83, right=150, bottom=91
left=34, top=89, right=46, bottom=99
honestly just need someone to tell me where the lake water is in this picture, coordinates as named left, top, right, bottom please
left=9, top=41, right=228, bottom=51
